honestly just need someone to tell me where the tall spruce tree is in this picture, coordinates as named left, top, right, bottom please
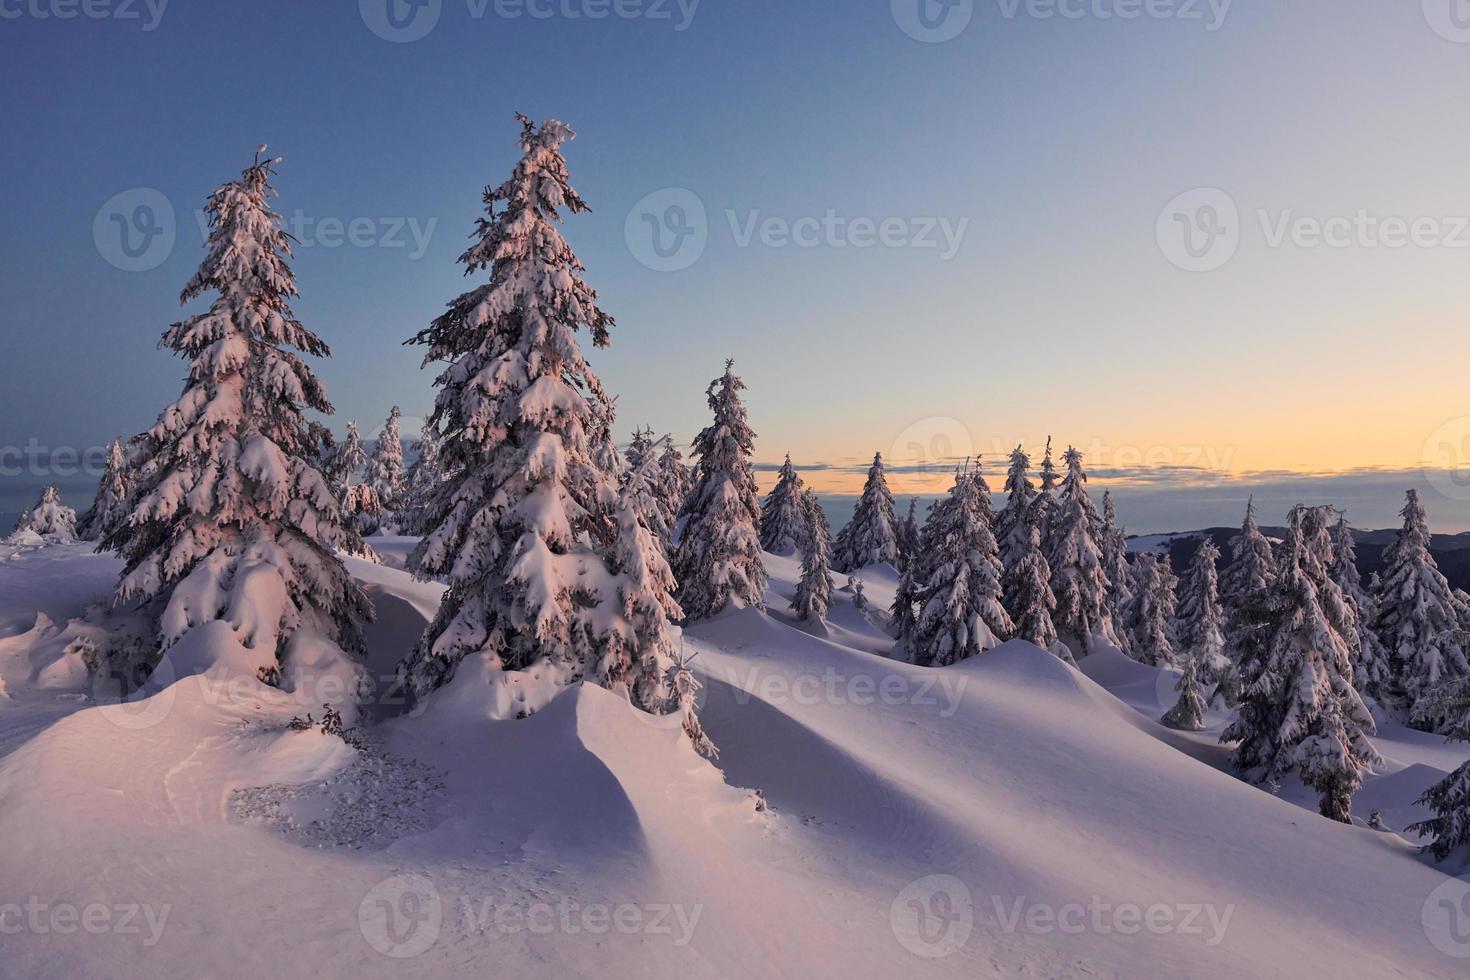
left=400, top=417, right=446, bottom=536
left=622, top=428, right=676, bottom=546
left=1213, top=497, right=1278, bottom=706
left=998, top=447, right=1061, bottom=656
left=1372, top=490, right=1470, bottom=730
left=366, top=405, right=406, bottom=513
left=1408, top=677, right=1470, bottom=860
left=1046, top=447, right=1120, bottom=655
left=911, top=466, right=1014, bottom=667
left=1177, top=539, right=1227, bottom=681
left=1328, top=514, right=1392, bottom=703
left=1099, top=490, right=1133, bottom=643
left=760, top=454, right=808, bottom=555
left=832, top=452, right=899, bottom=572
left=79, top=438, right=133, bottom=542
left=330, top=421, right=383, bottom=542
left=397, top=116, right=649, bottom=697
left=657, top=442, right=691, bottom=539
left=792, top=489, right=834, bottom=626
left=896, top=498, right=921, bottom=572
left=1222, top=506, right=1380, bottom=823
left=1032, top=437, right=1060, bottom=543
left=601, top=445, right=716, bottom=758
left=326, top=420, right=367, bottom=493
left=891, top=563, right=922, bottom=656
left=103, top=150, right=370, bottom=678
left=1221, top=496, right=1275, bottom=613
left=1121, top=553, right=1178, bottom=667
left=624, top=426, right=657, bottom=473
left=996, top=444, right=1037, bottom=565
left=674, top=360, right=767, bottom=619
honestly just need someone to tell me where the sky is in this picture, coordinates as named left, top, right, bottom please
left=3, top=0, right=1470, bottom=532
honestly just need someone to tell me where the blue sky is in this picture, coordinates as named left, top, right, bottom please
left=4, top=0, right=1470, bottom=531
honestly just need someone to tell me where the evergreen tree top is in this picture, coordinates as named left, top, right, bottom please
left=410, top=115, right=612, bottom=368
left=175, top=150, right=330, bottom=362
left=1387, top=489, right=1434, bottom=560
left=1038, top=437, right=1059, bottom=492
left=1002, top=445, right=1036, bottom=503
left=1060, top=445, right=1088, bottom=490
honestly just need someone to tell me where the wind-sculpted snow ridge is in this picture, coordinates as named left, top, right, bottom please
left=0, top=544, right=1465, bottom=977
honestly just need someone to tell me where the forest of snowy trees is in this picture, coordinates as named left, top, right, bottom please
left=20, top=117, right=1470, bottom=864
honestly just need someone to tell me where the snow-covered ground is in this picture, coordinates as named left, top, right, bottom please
left=1, top=540, right=1468, bottom=978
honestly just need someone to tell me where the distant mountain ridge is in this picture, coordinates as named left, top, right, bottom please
left=1132, top=527, right=1470, bottom=593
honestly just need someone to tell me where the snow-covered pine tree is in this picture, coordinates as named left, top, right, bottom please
left=365, top=405, right=406, bottom=514
left=1371, top=490, right=1470, bottom=731
left=604, top=442, right=710, bottom=748
left=996, top=444, right=1037, bottom=556
left=661, top=443, right=693, bottom=549
left=674, top=360, right=767, bottom=619
left=621, top=428, right=676, bottom=546
left=1120, top=553, right=1178, bottom=667
left=102, top=150, right=370, bottom=679
left=911, top=466, right=1014, bottom=667
left=600, top=445, right=717, bottom=758
left=896, top=498, right=921, bottom=573
left=1032, top=437, right=1060, bottom=543
left=1099, top=490, right=1133, bottom=643
left=1161, top=647, right=1207, bottom=731
left=658, top=441, right=691, bottom=527
left=1046, top=447, right=1121, bottom=655
left=792, top=489, right=834, bottom=625
left=1326, top=514, right=1392, bottom=703
left=79, top=438, right=133, bottom=541
left=1221, top=496, right=1275, bottom=613
left=999, top=447, right=1062, bottom=656
left=11, top=485, right=79, bottom=543
left=760, top=454, right=807, bottom=555
left=329, top=420, right=362, bottom=481
left=1222, top=506, right=1380, bottom=823
left=624, top=426, right=657, bottom=473
left=890, top=561, right=921, bottom=654
left=1211, top=496, right=1277, bottom=706
left=327, top=421, right=368, bottom=499
left=1408, top=677, right=1470, bottom=859
left=397, top=115, right=636, bottom=696
left=889, top=497, right=929, bottom=655
left=666, top=647, right=718, bottom=760
left=832, top=453, right=900, bottom=573
left=1177, top=539, right=1228, bottom=681
left=399, top=417, right=446, bottom=536
left=328, top=421, right=383, bottom=543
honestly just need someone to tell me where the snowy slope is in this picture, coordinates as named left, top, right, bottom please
left=0, top=543, right=1466, bottom=978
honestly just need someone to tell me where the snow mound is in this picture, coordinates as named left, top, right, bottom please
left=0, top=547, right=1467, bottom=977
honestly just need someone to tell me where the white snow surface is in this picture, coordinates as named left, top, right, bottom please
left=0, top=542, right=1465, bottom=978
